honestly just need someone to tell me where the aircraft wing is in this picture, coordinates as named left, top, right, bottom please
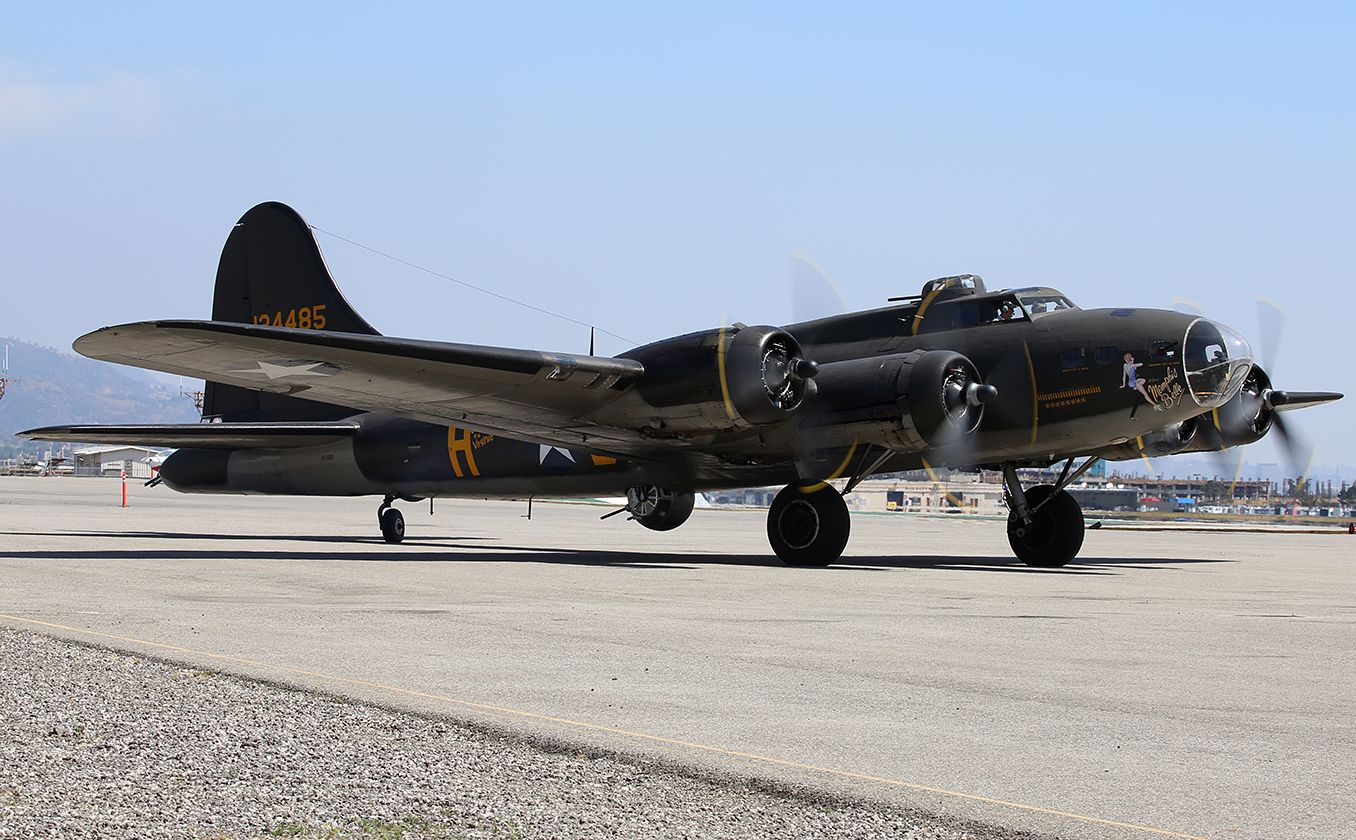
left=71, top=321, right=654, bottom=454
left=19, top=422, right=360, bottom=449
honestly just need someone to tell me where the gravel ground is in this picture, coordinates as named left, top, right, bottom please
left=0, top=628, right=1039, bottom=840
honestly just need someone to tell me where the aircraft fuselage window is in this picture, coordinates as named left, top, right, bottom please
left=1060, top=348, right=1088, bottom=370
left=1094, top=345, right=1121, bottom=366
left=1151, top=340, right=1179, bottom=361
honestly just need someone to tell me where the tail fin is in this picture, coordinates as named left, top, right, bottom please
left=203, top=202, right=379, bottom=422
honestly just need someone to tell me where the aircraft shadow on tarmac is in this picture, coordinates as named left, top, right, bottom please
left=3, top=530, right=1232, bottom=574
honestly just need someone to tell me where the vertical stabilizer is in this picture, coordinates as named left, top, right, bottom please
left=203, top=202, right=379, bottom=422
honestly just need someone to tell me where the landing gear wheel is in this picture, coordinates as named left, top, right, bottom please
left=380, top=507, right=405, bottom=544
left=627, top=486, right=695, bottom=531
left=767, top=483, right=850, bottom=567
left=1007, top=484, right=1083, bottom=567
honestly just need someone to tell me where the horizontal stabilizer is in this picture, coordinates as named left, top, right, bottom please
left=18, top=421, right=360, bottom=449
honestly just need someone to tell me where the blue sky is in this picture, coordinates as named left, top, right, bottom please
left=1, top=3, right=1352, bottom=468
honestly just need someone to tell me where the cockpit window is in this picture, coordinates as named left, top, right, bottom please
left=1012, top=288, right=1077, bottom=319
left=916, top=296, right=1027, bottom=333
left=988, top=296, right=1027, bottom=323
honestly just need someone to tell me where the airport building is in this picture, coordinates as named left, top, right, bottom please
left=71, top=445, right=163, bottom=479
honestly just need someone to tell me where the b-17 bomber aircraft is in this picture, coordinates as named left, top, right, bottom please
left=23, top=203, right=1343, bottom=567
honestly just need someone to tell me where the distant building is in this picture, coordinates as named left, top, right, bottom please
left=72, top=445, right=164, bottom=479
left=1065, top=486, right=1140, bottom=511
left=851, top=478, right=1007, bottom=514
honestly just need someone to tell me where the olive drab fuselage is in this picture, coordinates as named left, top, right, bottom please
left=160, top=282, right=1244, bottom=499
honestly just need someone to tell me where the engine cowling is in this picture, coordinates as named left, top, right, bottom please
left=625, top=485, right=695, bottom=531
left=617, top=325, right=817, bottom=434
left=1095, top=416, right=1205, bottom=461
left=1209, top=365, right=1274, bottom=448
left=802, top=349, right=994, bottom=451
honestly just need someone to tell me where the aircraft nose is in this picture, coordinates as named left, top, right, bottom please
left=1184, top=319, right=1253, bottom=408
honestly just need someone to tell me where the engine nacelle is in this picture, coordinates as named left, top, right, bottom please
left=1153, top=365, right=1277, bottom=457
left=626, top=485, right=695, bottom=531
left=1095, top=416, right=1205, bottom=461
left=801, top=349, right=993, bottom=452
left=158, top=448, right=233, bottom=493
left=1209, top=365, right=1274, bottom=448
left=617, top=325, right=817, bottom=434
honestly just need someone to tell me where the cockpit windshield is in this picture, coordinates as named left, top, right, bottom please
left=1012, top=288, right=1077, bottom=319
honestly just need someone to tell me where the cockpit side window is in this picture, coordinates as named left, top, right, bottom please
left=917, top=297, right=1028, bottom=333
left=916, top=302, right=958, bottom=333
left=987, top=296, right=1027, bottom=323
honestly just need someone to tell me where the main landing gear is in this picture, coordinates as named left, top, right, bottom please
left=766, top=482, right=851, bottom=566
left=1002, top=458, right=1099, bottom=567
left=766, top=445, right=892, bottom=567
left=378, top=494, right=405, bottom=544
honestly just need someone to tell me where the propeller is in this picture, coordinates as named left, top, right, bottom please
left=1252, top=297, right=1316, bottom=484
left=791, top=254, right=848, bottom=324
left=919, top=358, right=1000, bottom=507
left=781, top=256, right=858, bottom=485
left=1176, top=295, right=1334, bottom=493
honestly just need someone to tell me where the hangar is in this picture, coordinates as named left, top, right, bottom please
left=72, top=445, right=164, bottom=479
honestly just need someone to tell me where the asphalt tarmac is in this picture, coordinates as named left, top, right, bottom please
left=1, top=477, right=1352, bottom=840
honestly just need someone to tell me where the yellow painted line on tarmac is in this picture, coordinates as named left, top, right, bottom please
left=0, top=613, right=1208, bottom=840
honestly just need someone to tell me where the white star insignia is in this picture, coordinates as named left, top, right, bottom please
left=538, top=444, right=575, bottom=464
left=228, top=360, right=334, bottom=380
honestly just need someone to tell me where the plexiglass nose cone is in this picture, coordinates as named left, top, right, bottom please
left=1184, top=319, right=1253, bottom=408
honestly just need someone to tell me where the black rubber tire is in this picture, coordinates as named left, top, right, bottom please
left=635, top=490, right=695, bottom=532
left=380, top=507, right=405, bottom=544
left=1007, top=484, right=1083, bottom=567
left=767, top=483, right=851, bottom=567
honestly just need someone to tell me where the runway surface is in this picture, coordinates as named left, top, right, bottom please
left=2, top=477, right=1353, bottom=839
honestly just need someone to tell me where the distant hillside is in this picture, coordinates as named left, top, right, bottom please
left=0, top=338, right=202, bottom=456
